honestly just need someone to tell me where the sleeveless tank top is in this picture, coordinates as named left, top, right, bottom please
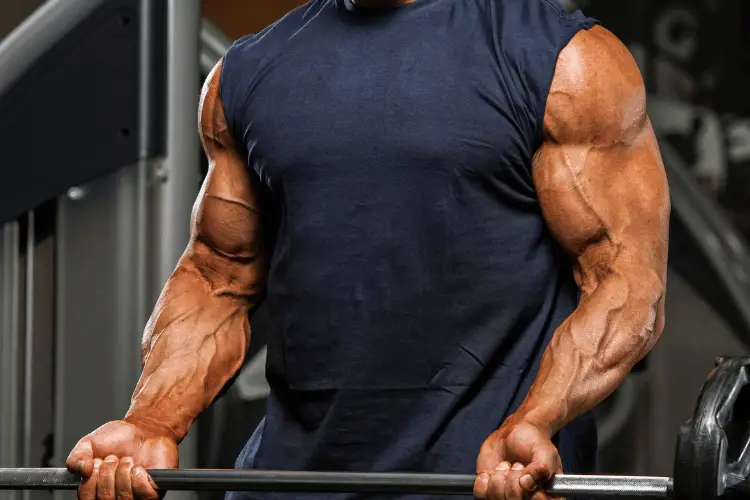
left=220, top=1, right=598, bottom=498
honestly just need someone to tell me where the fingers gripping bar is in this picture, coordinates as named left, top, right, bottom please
left=0, top=468, right=672, bottom=497
left=2, top=357, right=750, bottom=499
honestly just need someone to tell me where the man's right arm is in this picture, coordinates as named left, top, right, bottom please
left=66, top=61, right=268, bottom=500
left=125, top=60, right=268, bottom=439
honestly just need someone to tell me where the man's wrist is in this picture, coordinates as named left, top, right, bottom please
left=513, top=400, right=565, bottom=437
left=123, top=409, right=189, bottom=443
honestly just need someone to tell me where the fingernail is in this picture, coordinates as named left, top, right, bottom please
left=496, top=462, right=510, bottom=471
left=133, top=467, right=143, bottom=476
left=520, top=474, right=536, bottom=491
left=105, top=455, right=118, bottom=463
left=121, top=457, right=133, bottom=465
left=478, top=473, right=489, bottom=485
left=93, top=459, right=103, bottom=470
left=512, top=463, right=524, bottom=471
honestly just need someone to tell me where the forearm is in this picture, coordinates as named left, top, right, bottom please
left=124, top=255, right=257, bottom=442
left=515, top=266, right=665, bottom=436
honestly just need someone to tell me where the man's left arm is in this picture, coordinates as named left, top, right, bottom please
left=475, top=26, right=670, bottom=500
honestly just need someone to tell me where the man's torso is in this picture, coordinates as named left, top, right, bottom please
left=219, top=0, right=598, bottom=496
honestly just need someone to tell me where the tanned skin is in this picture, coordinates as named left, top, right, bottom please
left=474, top=25, right=669, bottom=500
left=67, top=22, right=669, bottom=500
left=66, top=62, right=268, bottom=500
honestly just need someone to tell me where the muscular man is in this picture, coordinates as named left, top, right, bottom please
left=67, top=1, right=669, bottom=499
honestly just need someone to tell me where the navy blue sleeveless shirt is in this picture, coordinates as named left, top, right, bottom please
left=220, top=1, right=598, bottom=498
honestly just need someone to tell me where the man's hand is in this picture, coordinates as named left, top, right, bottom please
left=66, top=418, right=178, bottom=500
left=474, top=415, right=561, bottom=500
left=65, top=60, right=267, bottom=500
left=475, top=25, right=668, bottom=500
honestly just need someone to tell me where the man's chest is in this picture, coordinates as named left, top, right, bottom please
left=239, top=33, right=531, bottom=183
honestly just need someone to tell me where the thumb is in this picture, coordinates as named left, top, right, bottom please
left=520, top=450, right=559, bottom=493
left=66, top=439, right=94, bottom=478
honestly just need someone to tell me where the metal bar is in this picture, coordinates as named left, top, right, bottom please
left=22, top=211, right=35, bottom=470
left=163, top=2, right=202, bottom=497
left=161, top=0, right=201, bottom=284
left=22, top=211, right=34, bottom=500
left=549, top=475, right=672, bottom=497
left=135, top=0, right=154, bottom=338
left=1, top=222, right=21, bottom=500
left=0, top=469, right=674, bottom=498
left=0, top=0, right=107, bottom=98
left=200, top=19, right=232, bottom=74
left=52, top=201, right=66, bottom=500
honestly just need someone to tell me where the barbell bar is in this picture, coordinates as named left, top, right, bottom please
left=0, top=468, right=676, bottom=497
left=1, top=357, right=749, bottom=499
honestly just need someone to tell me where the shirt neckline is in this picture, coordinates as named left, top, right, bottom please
left=336, top=0, right=442, bottom=18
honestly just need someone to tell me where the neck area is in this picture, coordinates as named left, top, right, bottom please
left=349, top=0, right=416, bottom=7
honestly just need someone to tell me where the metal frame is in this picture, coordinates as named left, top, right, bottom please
left=2, top=1, right=198, bottom=492
left=661, top=140, right=750, bottom=340
left=160, top=0, right=202, bottom=285
left=0, top=0, right=107, bottom=97
left=22, top=212, right=34, bottom=466
left=52, top=201, right=67, bottom=500
left=160, top=3, right=203, bottom=492
left=22, top=212, right=34, bottom=500
left=200, top=19, right=232, bottom=74
left=1, top=222, right=21, bottom=500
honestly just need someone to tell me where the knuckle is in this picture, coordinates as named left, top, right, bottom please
left=117, top=461, right=135, bottom=478
left=538, top=464, right=551, bottom=478
left=131, top=476, right=154, bottom=500
left=98, top=488, right=115, bottom=500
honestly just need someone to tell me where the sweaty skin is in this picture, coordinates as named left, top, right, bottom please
left=473, top=26, right=669, bottom=500
left=66, top=62, right=269, bottom=500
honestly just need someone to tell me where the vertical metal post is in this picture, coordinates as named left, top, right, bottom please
left=162, top=0, right=200, bottom=281
left=163, top=1, right=202, bottom=495
left=52, top=200, right=67, bottom=500
left=22, top=211, right=34, bottom=500
left=135, top=0, right=153, bottom=335
left=1, top=221, right=20, bottom=500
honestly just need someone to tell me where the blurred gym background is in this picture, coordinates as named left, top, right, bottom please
left=1, top=1, right=750, bottom=500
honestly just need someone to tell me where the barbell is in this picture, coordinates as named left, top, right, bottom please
left=1, top=357, right=749, bottom=499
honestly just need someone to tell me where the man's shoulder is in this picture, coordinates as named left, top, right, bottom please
left=483, top=0, right=592, bottom=26
left=226, top=0, right=328, bottom=62
left=545, top=26, right=648, bottom=146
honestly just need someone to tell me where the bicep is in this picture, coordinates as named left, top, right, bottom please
left=192, top=147, right=262, bottom=262
left=534, top=27, right=670, bottom=295
left=188, top=62, right=267, bottom=292
left=534, top=119, right=668, bottom=254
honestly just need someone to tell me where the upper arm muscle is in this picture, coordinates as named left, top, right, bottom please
left=188, top=62, right=267, bottom=301
left=534, top=26, right=670, bottom=298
